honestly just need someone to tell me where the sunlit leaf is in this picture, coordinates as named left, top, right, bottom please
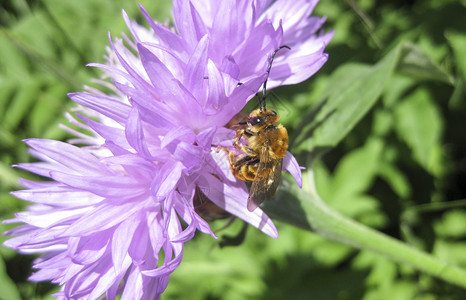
left=352, top=251, right=397, bottom=287
left=264, top=173, right=466, bottom=289
left=434, top=240, right=466, bottom=266
left=446, top=31, right=466, bottom=82
left=363, top=280, right=417, bottom=300
left=394, top=87, right=443, bottom=173
left=293, top=43, right=401, bottom=159
left=377, top=161, right=411, bottom=199
left=434, top=210, right=466, bottom=239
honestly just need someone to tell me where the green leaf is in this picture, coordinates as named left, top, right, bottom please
left=264, top=173, right=466, bottom=288
left=449, top=75, right=465, bottom=110
left=446, top=31, right=466, bottom=82
left=394, top=87, right=443, bottom=173
left=317, top=138, right=387, bottom=226
left=434, top=240, right=466, bottom=266
left=372, top=109, right=393, bottom=136
left=382, top=75, right=416, bottom=108
left=0, top=79, right=17, bottom=121
left=0, top=162, right=20, bottom=190
left=309, top=238, right=354, bottom=267
left=2, top=79, right=44, bottom=132
left=353, top=251, right=397, bottom=287
left=165, top=222, right=267, bottom=300
left=363, top=280, right=417, bottom=300
left=0, top=32, right=29, bottom=80
left=397, top=42, right=454, bottom=85
left=293, top=43, right=401, bottom=159
left=328, top=138, right=383, bottom=202
left=0, top=255, right=21, bottom=300
left=446, top=31, right=466, bottom=109
left=434, top=210, right=466, bottom=239
left=377, top=161, right=411, bottom=199
left=29, top=82, right=68, bottom=137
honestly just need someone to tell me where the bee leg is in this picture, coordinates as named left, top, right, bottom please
left=232, top=156, right=257, bottom=167
left=216, top=145, right=258, bottom=182
left=214, top=215, right=237, bottom=232
left=219, top=222, right=248, bottom=248
left=239, top=145, right=259, bottom=157
left=230, top=154, right=257, bottom=181
left=232, top=129, right=245, bottom=148
left=215, top=145, right=231, bottom=154
left=237, top=157, right=259, bottom=181
left=233, top=129, right=255, bottom=149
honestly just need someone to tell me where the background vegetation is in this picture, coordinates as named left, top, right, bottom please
left=0, top=0, right=465, bottom=299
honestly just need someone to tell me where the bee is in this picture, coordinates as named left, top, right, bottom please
left=193, top=186, right=249, bottom=248
left=225, top=46, right=290, bottom=212
left=193, top=186, right=231, bottom=221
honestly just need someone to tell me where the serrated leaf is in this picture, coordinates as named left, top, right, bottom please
left=394, top=87, right=443, bottom=173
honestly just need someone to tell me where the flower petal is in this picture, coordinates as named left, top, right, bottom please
left=24, top=139, right=112, bottom=176
left=183, top=35, right=209, bottom=101
left=283, top=151, right=303, bottom=188
left=203, top=171, right=278, bottom=238
left=69, top=92, right=131, bottom=124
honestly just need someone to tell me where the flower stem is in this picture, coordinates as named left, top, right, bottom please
left=263, top=172, right=466, bottom=288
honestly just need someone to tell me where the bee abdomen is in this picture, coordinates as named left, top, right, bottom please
left=270, top=124, right=288, bottom=159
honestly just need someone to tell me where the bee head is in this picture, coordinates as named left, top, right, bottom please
left=248, top=108, right=280, bottom=128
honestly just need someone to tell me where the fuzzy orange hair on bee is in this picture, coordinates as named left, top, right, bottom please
left=225, top=45, right=290, bottom=211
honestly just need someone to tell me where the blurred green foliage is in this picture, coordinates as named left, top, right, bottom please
left=1, top=0, right=465, bottom=299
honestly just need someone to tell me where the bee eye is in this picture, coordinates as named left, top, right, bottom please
left=271, top=110, right=277, bottom=116
left=250, top=117, right=262, bottom=125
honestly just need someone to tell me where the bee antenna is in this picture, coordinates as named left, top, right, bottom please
left=260, top=45, right=291, bottom=111
left=256, top=93, right=262, bottom=111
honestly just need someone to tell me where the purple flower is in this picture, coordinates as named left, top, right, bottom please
left=4, top=0, right=331, bottom=299
left=174, top=0, right=333, bottom=87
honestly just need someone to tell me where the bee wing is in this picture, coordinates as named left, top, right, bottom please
left=247, top=146, right=282, bottom=212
